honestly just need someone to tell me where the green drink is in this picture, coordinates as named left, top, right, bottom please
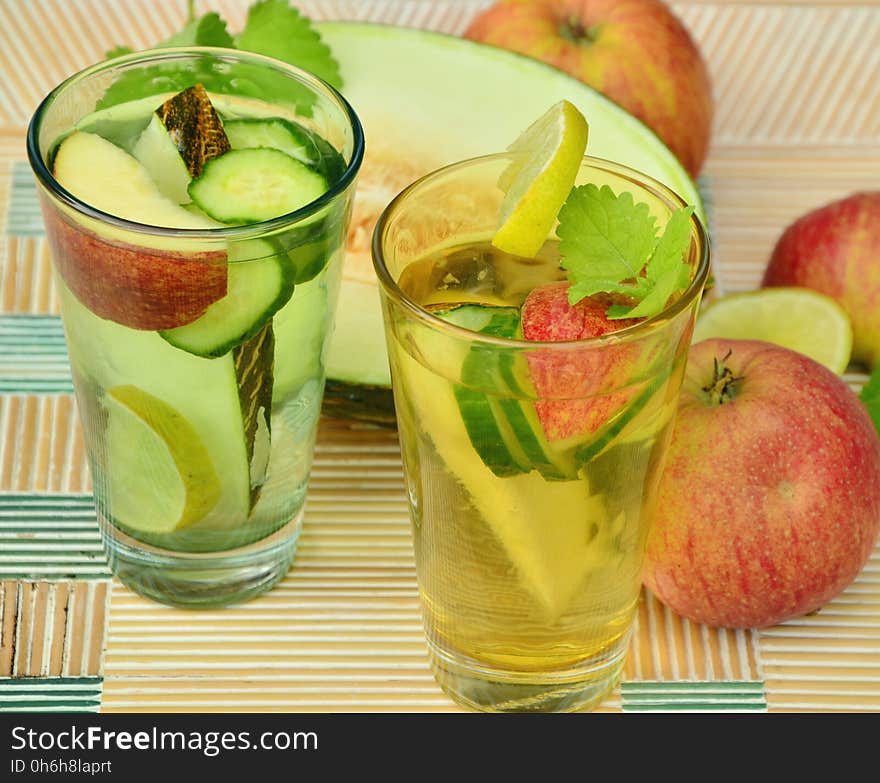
left=373, top=153, right=710, bottom=711
left=27, top=49, right=363, bottom=608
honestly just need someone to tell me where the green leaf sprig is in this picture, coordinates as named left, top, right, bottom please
left=556, top=183, right=695, bottom=320
left=860, top=368, right=880, bottom=435
left=98, top=0, right=342, bottom=115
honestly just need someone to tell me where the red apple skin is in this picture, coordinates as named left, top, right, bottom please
left=43, top=207, right=227, bottom=331
left=521, top=281, right=640, bottom=441
left=762, top=192, right=880, bottom=368
left=464, top=0, right=714, bottom=177
left=642, top=338, right=880, bottom=629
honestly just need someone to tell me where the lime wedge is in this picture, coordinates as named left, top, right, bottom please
left=104, top=385, right=222, bottom=534
left=491, top=100, right=589, bottom=258
left=693, top=287, right=853, bottom=374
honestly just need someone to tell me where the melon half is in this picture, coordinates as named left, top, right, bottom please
left=317, top=22, right=705, bottom=425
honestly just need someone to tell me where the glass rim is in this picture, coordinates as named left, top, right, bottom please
left=26, top=45, right=366, bottom=240
left=372, top=152, right=711, bottom=350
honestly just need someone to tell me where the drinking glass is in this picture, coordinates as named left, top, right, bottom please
left=372, top=154, right=710, bottom=711
left=27, top=48, right=364, bottom=608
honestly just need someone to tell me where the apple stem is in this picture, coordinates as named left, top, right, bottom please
left=702, top=350, right=743, bottom=406
left=559, top=16, right=600, bottom=44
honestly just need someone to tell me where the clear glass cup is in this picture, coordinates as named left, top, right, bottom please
left=372, top=154, right=710, bottom=711
left=27, top=48, right=364, bottom=608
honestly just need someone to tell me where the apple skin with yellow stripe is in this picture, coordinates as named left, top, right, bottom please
left=642, top=338, right=880, bottom=629
left=762, top=192, right=880, bottom=369
left=464, top=0, right=714, bottom=178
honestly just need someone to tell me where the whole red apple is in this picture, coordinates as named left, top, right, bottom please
left=464, top=0, right=714, bottom=177
left=642, top=338, right=880, bottom=629
left=762, top=192, right=880, bottom=369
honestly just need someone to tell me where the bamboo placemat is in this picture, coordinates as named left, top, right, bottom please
left=0, top=0, right=878, bottom=713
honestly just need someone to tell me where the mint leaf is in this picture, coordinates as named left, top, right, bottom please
left=95, top=3, right=341, bottom=117
left=612, top=264, right=682, bottom=319
left=161, top=12, right=234, bottom=48
left=106, top=46, right=133, bottom=59
left=558, top=184, right=695, bottom=320
left=96, top=12, right=236, bottom=111
left=607, top=204, right=695, bottom=320
left=645, top=204, right=694, bottom=282
left=860, top=368, right=880, bottom=434
left=236, top=0, right=343, bottom=90
left=104, top=12, right=232, bottom=61
left=558, top=184, right=657, bottom=305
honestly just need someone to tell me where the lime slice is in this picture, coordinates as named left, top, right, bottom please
left=104, top=385, right=222, bottom=534
left=491, top=100, right=589, bottom=258
left=693, top=287, right=853, bottom=374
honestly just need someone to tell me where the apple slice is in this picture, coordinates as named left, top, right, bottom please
left=102, top=384, right=222, bottom=535
left=521, top=282, right=642, bottom=448
left=48, top=130, right=227, bottom=330
left=132, top=114, right=193, bottom=204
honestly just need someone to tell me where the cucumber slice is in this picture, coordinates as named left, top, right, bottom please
left=188, top=148, right=328, bottom=224
left=132, top=114, right=193, bottom=204
left=573, top=363, right=675, bottom=466
left=437, top=305, right=577, bottom=480
left=223, top=116, right=346, bottom=284
left=272, top=277, right=329, bottom=404
left=159, top=240, right=295, bottom=358
left=224, top=117, right=312, bottom=160
left=286, top=235, right=332, bottom=285
left=437, top=306, right=524, bottom=477
left=223, top=117, right=346, bottom=182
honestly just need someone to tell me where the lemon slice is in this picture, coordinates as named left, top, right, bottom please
left=693, top=287, right=853, bottom=374
left=491, top=100, right=589, bottom=258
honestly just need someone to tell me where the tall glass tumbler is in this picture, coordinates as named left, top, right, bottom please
left=373, top=155, right=710, bottom=711
left=27, top=48, right=364, bottom=608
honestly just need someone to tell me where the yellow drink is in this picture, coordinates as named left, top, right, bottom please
left=374, top=156, right=710, bottom=711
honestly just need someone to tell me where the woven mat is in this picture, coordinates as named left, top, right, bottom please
left=1, top=0, right=878, bottom=713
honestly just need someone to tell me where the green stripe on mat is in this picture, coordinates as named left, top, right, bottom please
left=0, top=315, right=73, bottom=394
left=0, top=494, right=109, bottom=579
left=622, top=681, right=767, bottom=712
left=0, top=678, right=103, bottom=713
left=6, top=162, right=45, bottom=237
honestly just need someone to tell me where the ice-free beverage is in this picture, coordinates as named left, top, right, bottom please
left=28, top=49, right=363, bottom=607
left=374, top=155, right=709, bottom=711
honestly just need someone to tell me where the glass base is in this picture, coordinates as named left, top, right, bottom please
left=100, top=511, right=302, bottom=609
left=428, top=639, right=626, bottom=713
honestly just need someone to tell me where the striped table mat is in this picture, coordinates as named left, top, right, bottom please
left=1, top=0, right=879, bottom=713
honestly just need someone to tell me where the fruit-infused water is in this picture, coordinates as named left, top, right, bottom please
left=396, top=242, right=682, bottom=663
left=28, top=50, right=363, bottom=607
left=374, top=154, right=709, bottom=712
